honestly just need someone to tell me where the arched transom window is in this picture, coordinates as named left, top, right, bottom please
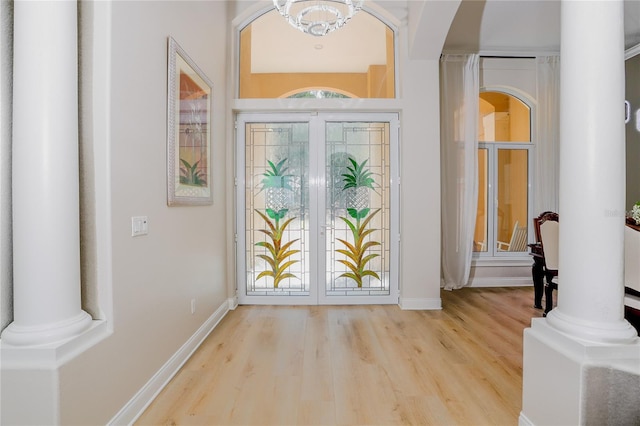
left=239, top=8, right=395, bottom=99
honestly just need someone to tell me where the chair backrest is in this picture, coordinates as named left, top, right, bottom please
left=534, top=211, right=559, bottom=243
left=624, top=225, right=640, bottom=292
left=539, top=219, right=559, bottom=270
left=508, top=223, right=528, bottom=251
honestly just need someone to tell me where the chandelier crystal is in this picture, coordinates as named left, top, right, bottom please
left=273, top=0, right=365, bottom=37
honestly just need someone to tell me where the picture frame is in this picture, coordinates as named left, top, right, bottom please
left=167, top=36, right=214, bottom=206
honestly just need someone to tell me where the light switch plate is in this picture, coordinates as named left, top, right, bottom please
left=131, top=216, right=148, bottom=237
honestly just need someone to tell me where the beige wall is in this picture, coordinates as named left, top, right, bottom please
left=59, top=2, right=230, bottom=423
left=399, top=57, right=442, bottom=305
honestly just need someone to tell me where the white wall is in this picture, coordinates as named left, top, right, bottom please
left=58, top=2, right=230, bottom=423
left=398, top=55, right=442, bottom=307
left=480, top=57, right=537, bottom=97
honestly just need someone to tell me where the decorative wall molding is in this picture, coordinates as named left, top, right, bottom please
left=108, top=301, right=229, bottom=426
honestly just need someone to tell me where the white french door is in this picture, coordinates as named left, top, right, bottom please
left=236, top=112, right=399, bottom=305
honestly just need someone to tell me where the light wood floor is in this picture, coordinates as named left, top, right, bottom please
left=136, top=287, right=542, bottom=426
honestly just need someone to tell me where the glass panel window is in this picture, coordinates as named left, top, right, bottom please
left=475, top=148, right=488, bottom=252
left=239, top=9, right=395, bottom=99
left=496, top=149, right=529, bottom=252
left=288, top=90, right=349, bottom=99
left=475, top=91, right=532, bottom=256
left=479, top=92, right=530, bottom=142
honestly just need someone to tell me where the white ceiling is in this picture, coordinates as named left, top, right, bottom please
left=443, top=0, right=640, bottom=54
left=444, top=0, right=562, bottom=54
left=251, top=0, right=640, bottom=73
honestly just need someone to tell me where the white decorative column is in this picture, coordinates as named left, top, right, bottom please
left=547, top=0, right=636, bottom=343
left=1, top=0, right=91, bottom=346
left=521, top=1, right=640, bottom=425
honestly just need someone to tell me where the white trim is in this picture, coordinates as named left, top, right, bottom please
left=624, top=293, right=640, bottom=311
left=467, top=277, right=533, bottom=288
left=108, top=301, right=230, bottom=426
left=228, top=295, right=238, bottom=310
left=472, top=257, right=534, bottom=268
left=231, top=98, right=402, bottom=112
left=398, top=297, right=442, bottom=310
left=625, top=43, right=640, bottom=60
left=443, top=49, right=560, bottom=57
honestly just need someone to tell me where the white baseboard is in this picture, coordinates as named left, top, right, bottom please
left=624, top=293, right=640, bottom=310
left=228, top=295, right=238, bottom=310
left=467, top=277, right=533, bottom=288
left=108, top=300, right=230, bottom=426
left=399, top=297, right=442, bottom=310
left=518, top=411, right=535, bottom=426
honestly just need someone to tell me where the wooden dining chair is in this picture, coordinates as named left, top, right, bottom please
left=536, top=211, right=559, bottom=315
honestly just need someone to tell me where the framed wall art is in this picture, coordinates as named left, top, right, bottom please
left=167, top=36, right=214, bottom=206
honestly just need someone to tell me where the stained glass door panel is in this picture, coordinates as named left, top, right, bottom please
left=322, top=121, right=392, bottom=299
left=243, top=122, right=310, bottom=298
left=237, top=113, right=398, bottom=305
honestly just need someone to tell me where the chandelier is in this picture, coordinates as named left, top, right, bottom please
left=273, top=0, right=365, bottom=37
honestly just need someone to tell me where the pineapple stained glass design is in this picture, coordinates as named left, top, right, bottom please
left=326, top=122, right=390, bottom=296
left=254, top=158, right=299, bottom=288
left=336, top=158, right=381, bottom=287
left=242, top=119, right=392, bottom=300
left=245, top=122, right=309, bottom=296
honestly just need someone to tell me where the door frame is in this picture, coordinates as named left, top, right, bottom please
left=235, top=112, right=400, bottom=305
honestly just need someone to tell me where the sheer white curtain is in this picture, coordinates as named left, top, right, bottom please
left=535, top=56, right=561, bottom=215
left=440, top=54, right=479, bottom=290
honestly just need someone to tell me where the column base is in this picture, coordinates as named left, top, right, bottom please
left=1, top=310, right=92, bottom=346
left=521, top=318, right=640, bottom=425
left=546, top=307, right=638, bottom=344
left=1, top=319, right=108, bottom=425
